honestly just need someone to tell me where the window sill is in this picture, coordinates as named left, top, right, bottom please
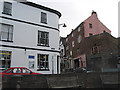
left=41, top=22, right=47, bottom=24
left=0, top=40, right=13, bottom=43
left=37, top=44, right=49, bottom=47
left=2, top=12, right=12, bottom=16
left=37, top=69, right=50, bottom=71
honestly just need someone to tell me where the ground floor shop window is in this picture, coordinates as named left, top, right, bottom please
left=0, top=51, right=11, bottom=70
left=29, top=61, right=34, bottom=69
left=37, top=54, right=49, bottom=71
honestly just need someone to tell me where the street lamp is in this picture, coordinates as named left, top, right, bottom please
left=58, top=23, right=67, bottom=29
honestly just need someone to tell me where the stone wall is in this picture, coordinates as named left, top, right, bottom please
left=1, top=72, right=119, bottom=89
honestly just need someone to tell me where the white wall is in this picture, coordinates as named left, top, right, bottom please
left=0, top=0, right=61, bottom=74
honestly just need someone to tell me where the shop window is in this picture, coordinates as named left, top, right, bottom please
left=0, top=51, right=11, bottom=69
left=37, top=54, right=49, bottom=70
left=41, top=12, right=47, bottom=24
left=38, top=31, right=49, bottom=46
left=0, top=24, right=13, bottom=42
left=2, top=2, right=12, bottom=15
left=29, top=61, right=34, bottom=69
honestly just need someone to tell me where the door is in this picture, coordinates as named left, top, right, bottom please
left=57, top=56, right=59, bottom=74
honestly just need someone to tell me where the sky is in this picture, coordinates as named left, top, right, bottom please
left=28, top=0, right=119, bottom=38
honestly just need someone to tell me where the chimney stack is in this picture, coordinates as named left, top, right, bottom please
left=91, top=10, right=97, bottom=15
left=91, top=10, right=97, bottom=17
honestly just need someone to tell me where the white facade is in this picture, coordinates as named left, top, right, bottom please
left=0, top=0, right=61, bottom=74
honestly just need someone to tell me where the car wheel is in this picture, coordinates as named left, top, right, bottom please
left=16, top=84, right=21, bottom=89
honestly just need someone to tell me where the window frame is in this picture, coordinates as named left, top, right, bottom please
left=91, top=46, right=100, bottom=55
left=89, top=23, right=92, bottom=28
left=37, top=54, right=49, bottom=71
left=2, top=2, right=12, bottom=16
left=0, top=23, right=13, bottom=42
left=38, top=31, right=49, bottom=47
left=41, top=12, right=47, bottom=24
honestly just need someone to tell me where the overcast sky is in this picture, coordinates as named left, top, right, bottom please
left=28, top=0, right=119, bottom=38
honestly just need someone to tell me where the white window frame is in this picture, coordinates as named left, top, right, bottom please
left=0, top=24, right=13, bottom=42
left=3, top=2, right=12, bottom=15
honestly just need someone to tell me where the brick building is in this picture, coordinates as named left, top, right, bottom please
left=64, top=11, right=118, bottom=71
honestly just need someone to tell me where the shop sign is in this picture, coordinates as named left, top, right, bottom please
left=28, top=55, right=35, bottom=59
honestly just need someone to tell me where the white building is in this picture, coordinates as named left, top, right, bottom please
left=0, top=0, right=61, bottom=74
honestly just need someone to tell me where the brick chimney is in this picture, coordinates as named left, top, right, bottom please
left=91, top=10, right=97, bottom=17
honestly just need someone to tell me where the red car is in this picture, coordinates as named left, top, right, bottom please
left=0, top=67, right=42, bottom=77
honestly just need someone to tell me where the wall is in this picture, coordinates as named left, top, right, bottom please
left=2, top=72, right=119, bottom=88
left=84, top=12, right=111, bottom=37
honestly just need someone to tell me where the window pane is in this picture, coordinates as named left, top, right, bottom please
left=5, top=69, right=12, bottom=73
left=3, top=2, right=12, bottom=14
left=38, top=31, right=49, bottom=46
left=1, top=32, right=8, bottom=40
left=9, top=26, right=13, bottom=33
left=2, top=24, right=9, bottom=32
left=38, top=54, right=49, bottom=70
left=13, top=68, right=21, bottom=73
left=22, top=68, right=31, bottom=73
left=41, top=12, right=47, bottom=23
left=8, top=33, right=13, bottom=41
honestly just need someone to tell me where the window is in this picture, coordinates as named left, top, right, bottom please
left=22, top=68, right=31, bottom=73
left=0, top=24, right=13, bottom=42
left=66, top=38, right=68, bottom=42
left=78, top=27, right=80, bottom=32
left=41, top=12, right=47, bottom=24
left=38, top=31, right=49, bottom=46
left=4, top=69, right=12, bottom=73
left=66, top=46, right=69, bottom=50
left=29, top=61, right=34, bottom=69
left=91, top=46, right=100, bottom=55
left=70, top=51, right=72, bottom=56
left=78, top=35, right=81, bottom=43
left=13, top=68, right=21, bottom=73
left=89, top=23, right=92, bottom=28
left=3, top=2, right=12, bottom=15
left=89, top=33, right=93, bottom=36
left=103, top=30, right=106, bottom=33
left=72, top=41, right=74, bottom=47
left=38, top=54, right=49, bottom=70
left=0, top=51, right=11, bottom=69
left=72, top=33, right=74, bottom=37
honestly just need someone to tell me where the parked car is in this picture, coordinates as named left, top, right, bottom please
left=0, top=67, right=42, bottom=77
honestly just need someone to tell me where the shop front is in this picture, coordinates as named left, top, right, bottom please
left=0, top=50, right=11, bottom=70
